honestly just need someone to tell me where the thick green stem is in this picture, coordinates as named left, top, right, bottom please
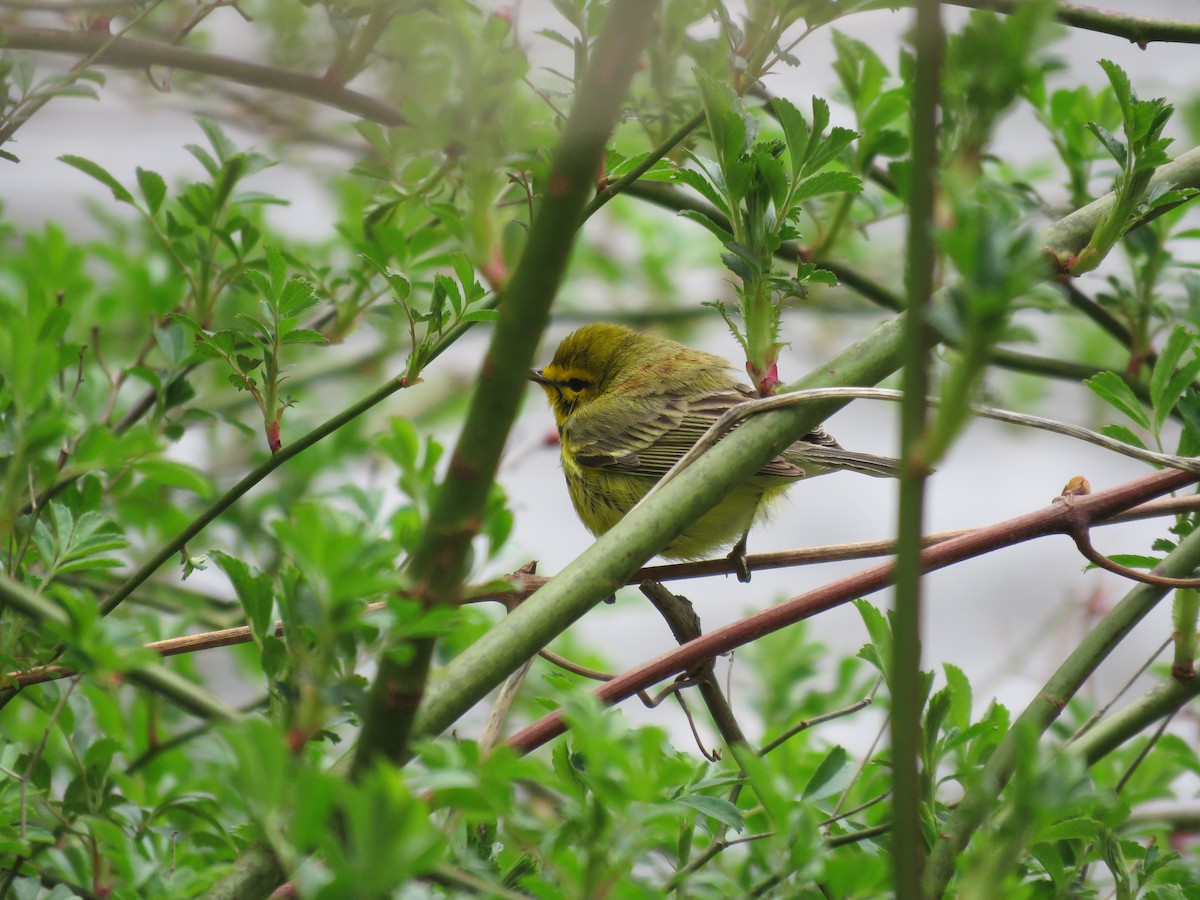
left=1172, top=587, right=1198, bottom=678
left=350, top=0, right=657, bottom=776
left=1071, top=674, right=1200, bottom=765
left=892, top=2, right=942, bottom=897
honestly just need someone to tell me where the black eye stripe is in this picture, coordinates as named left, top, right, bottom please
left=565, top=378, right=589, bottom=391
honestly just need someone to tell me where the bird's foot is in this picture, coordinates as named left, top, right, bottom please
left=728, top=533, right=752, bottom=583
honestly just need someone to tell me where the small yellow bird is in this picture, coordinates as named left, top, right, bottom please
left=531, top=323, right=898, bottom=578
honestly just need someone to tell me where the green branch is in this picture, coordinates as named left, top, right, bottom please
left=892, top=1, right=942, bottom=896
left=1071, top=674, right=1200, bottom=765
left=350, top=0, right=659, bottom=776
left=1042, top=146, right=1200, bottom=255
left=922, top=522, right=1200, bottom=897
left=941, top=0, right=1200, bottom=46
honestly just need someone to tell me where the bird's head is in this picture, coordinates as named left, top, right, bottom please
left=530, top=323, right=640, bottom=428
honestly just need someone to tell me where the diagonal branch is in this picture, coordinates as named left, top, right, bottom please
left=505, top=463, right=1200, bottom=755
left=1, top=26, right=408, bottom=125
left=940, top=0, right=1200, bottom=46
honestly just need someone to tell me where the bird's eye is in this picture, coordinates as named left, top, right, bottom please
left=565, top=378, right=590, bottom=392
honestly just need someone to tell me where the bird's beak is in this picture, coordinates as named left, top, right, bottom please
left=529, top=369, right=551, bottom=386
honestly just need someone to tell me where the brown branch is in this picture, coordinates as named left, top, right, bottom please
left=506, top=465, right=1200, bottom=755
left=12, top=493, right=1200, bottom=688
left=1066, top=511, right=1200, bottom=587
left=758, top=678, right=882, bottom=757
left=1, top=26, right=407, bottom=125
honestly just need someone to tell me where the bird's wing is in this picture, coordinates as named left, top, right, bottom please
left=565, top=385, right=805, bottom=480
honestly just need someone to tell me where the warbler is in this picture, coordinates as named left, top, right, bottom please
left=530, top=323, right=898, bottom=578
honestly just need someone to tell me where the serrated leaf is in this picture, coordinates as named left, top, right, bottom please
left=60, top=155, right=134, bottom=204
left=771, top=96, right=810, bottom=178
left=136, top=167, right=166, bottom=214
left=677, top=794, right=745, bottom=831
left=214, top=552, right=275, bottom=646
left=943, top=663, right=972, bottom=732
left=278, top=279, right=318, bottom=319
left=1156, top=354, right=1200, bottom=430
left=1099, top=423, right=1148, bottom=451
left=1101, top=554, right=1162, bottom=570
left=677, top=209, right=733, bottom=244
left=854, top=599, right=892, bottom=680
left=459, top=309, right=499, bottom=324
left=674, top=165, right=732, bottom=218
left=803, top=127, right=859, bottom=177
left=281, top=328, right=329, bottom=345
left=264, top=246, right=287, bottom=298
left=1085, top=371, right=1150, bottom=429
left=1087, top=122, right=1127, bottom=168
left=792, top=170, right=862, bottom=204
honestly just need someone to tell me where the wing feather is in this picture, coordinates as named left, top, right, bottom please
left=565, top=384, right=806, bottom=481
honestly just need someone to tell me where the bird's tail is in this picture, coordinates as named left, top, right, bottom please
left=788, top=445, right=902, bottom=479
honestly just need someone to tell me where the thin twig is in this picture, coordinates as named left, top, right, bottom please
left=759, top=677, right=882, bottom=756
left=2, top=26, right=407, bottom=125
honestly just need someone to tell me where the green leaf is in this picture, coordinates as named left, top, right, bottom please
left=695, top=70, right=747, bottom=176
left=1151, top=326, right=1191, bottom=408
left=677, top=209, right=733, bottom=244
left=1086, top=122, right=1126, bottom=168
left=459, top=309, right=499, bottom=324
left=135, top=459, right=216, bottom=498
left=792, top=170, right=862, bottom=204
left=1099, top=423, right=1149, bottom=454
left=854, top=599, right=892, bottom=681
left=136, top=167, right=166, bottom=214
left=801, top=745, right=849, bottom=801
left=213, top=552, right=275, bottom=647
left=1085, top=371, right=1150, bottom=430
left=1035, top=815, right=1103, bottom=843
left=771, top=96, right=810, bottom=178
left=943, top=663, right=972, bottom=732
left=264, top=245, right=288, bottom=300
left=59, top=155, right=134, bottom=204
left=677, top=794, right=745, bottom=832
left=674, top=164, right=732, bottom=218
left=282, top=328, right=330, bottom=345
left=278, top=278, right=319, bottom=320
left=803, top=127, right=859, bottom=177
